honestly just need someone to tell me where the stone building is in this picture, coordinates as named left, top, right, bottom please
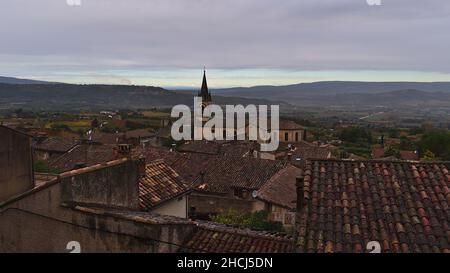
left=255, top=165, right=302, bottom=232
left=1, top=141, right=291, bottom=253
left=33, top=137, right=78, bottom=161
left=0, top=126, right=34, bottom=202
left=257, top=140, right=332, bottom=166
left=246, top=120, right=306, bottom=145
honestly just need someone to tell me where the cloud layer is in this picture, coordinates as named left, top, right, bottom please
left=1, top=0, right=450, bottom=85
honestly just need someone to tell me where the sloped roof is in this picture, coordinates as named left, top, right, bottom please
left=0, top=125, right=32, bottom=137
left=33, top=137, right=77, bottom=153
left=178, top=140, right=221, bottom=155
left=134, top=144, right=292, bottom=194
left=296, top=159, right=450, bottom=253
left=178, top=140, right=255, bottom=157
left=180, top=221, right=293, bottom=253
left=400, top=150, right=419, bottom=161
left=90, top=132, right=122, bottom=145
left=49, top=144, right=120, bottom=173
left=371, top=147, right=385, bottom=159
left=187, top=156, right=288, bottom=193
left=139, top=160, right=189, bottom=210
left=257, top=165, right=302, bottom=210
left=279, top=120, right=305, bottom=130
left=124, top=129, right=154, bottom=139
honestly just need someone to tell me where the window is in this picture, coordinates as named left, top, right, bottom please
left=295, top=132, right=299, bottom=142
left=284, top=132, right=289, bottom=141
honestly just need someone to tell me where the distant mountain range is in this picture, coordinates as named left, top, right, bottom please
left=211, top=81, right=450, bottom=107
left=2, top=76, right=450, bottom=111
left=0, top=82, right=279, bottom=111
left=213, top=81, right=450, bottom=95
left=0, top=76, right=57, bottom=85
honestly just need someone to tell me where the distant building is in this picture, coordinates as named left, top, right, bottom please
left=258, top=141, right=332, bottom=166
left=371, top=147, right=386, bottom=159
left=399, top=150, right=419, bottom=161
left=278, top=120, right=306, bottom=143
left=122, top=129, right=155, bottom=146
left=33, top=137, right=78, bottom=161
left=48, top=143, right=123, bottom=173
left=246, top=120, right=306, bottom=144
left=195, top=69, right=213, bottom=137
left=198, top=69, right=212, bottom=111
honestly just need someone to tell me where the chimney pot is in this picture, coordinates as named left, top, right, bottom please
left=118, top=144, right=131, bottom=156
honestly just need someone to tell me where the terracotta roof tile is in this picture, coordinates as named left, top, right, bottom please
left=180, top=222, right=293, bottom=253
left=139, top=160, right=189, bottom=210
left=400, top=150, right=419, bottom=161
left=257, top=165, right=302, bottom=210
left=49, top=144, right=120, bottom=172
left=296, top=159, right=450, bottom=253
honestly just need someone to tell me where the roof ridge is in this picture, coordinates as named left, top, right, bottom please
left=195, top=221, right=292, bottom=242
left=59, top=157, right=129, bottom=178
left=306, top=158, right=450, bottom=164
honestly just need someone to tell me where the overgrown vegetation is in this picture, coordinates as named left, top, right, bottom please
left=418, top=130, right=450, bottom=161
left=210, top=209, right=284, bottom=233
left=33, top=160, right=59, bottom=174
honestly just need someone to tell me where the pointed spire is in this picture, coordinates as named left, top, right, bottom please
left=199, top=68, right=211, bottom=102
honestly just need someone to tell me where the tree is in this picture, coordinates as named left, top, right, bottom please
left=419, top=130, right=450, bottom=161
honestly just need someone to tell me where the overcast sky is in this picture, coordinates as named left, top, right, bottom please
left=1, top=0, right=450, bottom=87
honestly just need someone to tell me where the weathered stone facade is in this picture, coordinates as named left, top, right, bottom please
left=0, top=126, right=34, bottom=202
left=0, top=159, right=195, bottom=253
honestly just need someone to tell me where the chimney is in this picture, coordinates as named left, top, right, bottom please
left=296, top=176, right=304, bottom=211
left=137, top=157, right=146, bottom=178
left=117, top=144, right=131, bottom=156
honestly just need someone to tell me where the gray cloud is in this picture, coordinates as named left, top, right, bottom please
left=1, top=0, right=449, bottom=76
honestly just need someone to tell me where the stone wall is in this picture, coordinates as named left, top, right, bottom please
left=0, top=171, right=195, bottom=253
left=188, top=192, right=260, bottom=219
left=152, top=195, right=187, bottom=219
left=60, top=160, right=140, bottom=210
left=0, top=126, right=33, bottom=202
